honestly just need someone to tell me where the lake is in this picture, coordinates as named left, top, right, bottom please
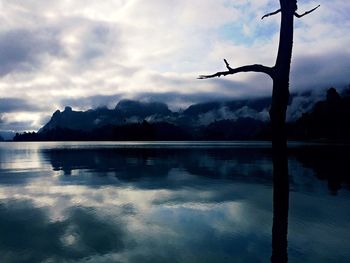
left=0, top=141, right=349, bottom=263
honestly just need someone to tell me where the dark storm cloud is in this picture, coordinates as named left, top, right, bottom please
left=0, top=29, right=63, bottom=76
left=0, top=98, right=42, bottom=112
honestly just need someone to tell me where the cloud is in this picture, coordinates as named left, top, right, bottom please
left=0, top=98, right=42, bottom=112
left=0, top=29, right=63, bottom=76
left=59, top=94, right=123, bottom=110
left=0, top=98, right=44, bottom=131
left=291, top=52, right=350, bottom=90
left=0, top=120, right=35, bottom=132
left=0, top=200, right=126, bottom=262
left=286, top=89, right=327, bottom=121
left=0, top=0, right=349, bottom=131
left=195, top=105, right=270, bottom=125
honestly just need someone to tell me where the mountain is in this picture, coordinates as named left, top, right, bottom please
left=203, top=118, right=266, bottom=140
left=15, top=97, right=272, bottom=141
left=116, top=100, right=172, bottom=118
left=38, top=97, right=272, bottom=134
left=13, top=88, right=350, bottom=141
left=39, top=100, right=174, bottom=133
left=0, top=131, right=16, bottom=141
left=183, top=97, right=271, bottom=117
left=0, top=135, right=4, bottom=141
left=289, top=88, right=350, bottom=140
left=39, top=106, right=124, bottom=132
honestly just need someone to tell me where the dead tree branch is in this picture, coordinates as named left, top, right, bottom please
left=198, top=60, right=273, bottom=79
left=295, top=5, right=320, bottom=18
left=223, top=59, right=233, bottom=70
left=262, top=9, right=281, bottom=20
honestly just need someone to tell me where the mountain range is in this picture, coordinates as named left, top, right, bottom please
left=13, top=87, right=350, bottom=141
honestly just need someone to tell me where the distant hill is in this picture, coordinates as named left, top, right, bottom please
left=39, top=100, right=174, bottom=133
left=15, top=96, right=272, bottom=141
left=116, top=100, right=172, bottom=118
left=38, top=98, right=271, bottom=134
left=0, top=131, right=16, bottom=141
left=0, top=135, right=4, bottom=141
left=289, top=88, right=350, bottom=140
left=13, top=88, right=350, bottom=141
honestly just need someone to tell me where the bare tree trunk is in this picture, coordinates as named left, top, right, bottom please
left=270, top=4, right=293, bottom=261
left=199, top=1, right=320, bottom=262
left=270, top=0, right=294, bottom=148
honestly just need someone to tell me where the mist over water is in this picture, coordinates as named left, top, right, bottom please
left=0, top=142, right=349, bottom=263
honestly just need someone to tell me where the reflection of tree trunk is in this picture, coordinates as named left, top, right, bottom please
left=270, top=3, right=292, bottom=260
left=271, top=139, right=289, bottom=263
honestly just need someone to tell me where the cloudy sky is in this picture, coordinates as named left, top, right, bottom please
left=0, top=0, right=349, bottom=132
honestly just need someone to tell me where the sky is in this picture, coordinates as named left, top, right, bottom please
left=0, top=0, right=349, bottom=133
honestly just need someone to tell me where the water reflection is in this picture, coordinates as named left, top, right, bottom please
left=271, top=141, right=289, bottom=263
left=0, top=201, right=125, bottom=262
left=41, top=147, right=274, bottom=187
left=291, top=146, right=350, bottom=195
left=0, top=142, right=349, bottom=262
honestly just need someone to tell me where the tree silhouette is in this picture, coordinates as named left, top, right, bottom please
left=199, top=0, right=319, bottom=148
left=199, top=2, right=319, bottom=261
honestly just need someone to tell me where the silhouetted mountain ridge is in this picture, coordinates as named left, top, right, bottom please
left=13, top=88, right=350, bottom=141
left=116, top=100, right=172, bottom=117
left=289, top=88, right=350, bottom=140
left=38, top=97, right=273, bottom=133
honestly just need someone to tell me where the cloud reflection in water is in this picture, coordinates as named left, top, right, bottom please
left=0, top=142, right=349, bottom=262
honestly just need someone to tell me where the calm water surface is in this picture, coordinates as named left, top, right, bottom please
left=0, top=141, right=349, bottom=263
